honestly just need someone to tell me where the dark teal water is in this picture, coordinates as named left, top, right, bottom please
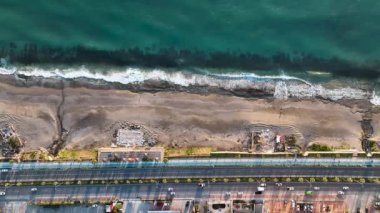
left=1, top=0, right=379, bottom=61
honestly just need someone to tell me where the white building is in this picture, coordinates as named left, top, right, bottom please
left=116, top=129, right=144, bottom=147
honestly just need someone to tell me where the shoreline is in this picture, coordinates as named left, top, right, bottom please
left=0, top=73, right=377, bottom=156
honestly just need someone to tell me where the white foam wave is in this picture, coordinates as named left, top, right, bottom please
left=371, top=91, right=380, bottom=105
left=0, top=65, right=374, bottom=104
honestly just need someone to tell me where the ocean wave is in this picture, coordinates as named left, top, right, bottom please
left=0, top=65, right=373, bottom=104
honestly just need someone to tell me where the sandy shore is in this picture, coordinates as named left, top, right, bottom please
left=0, top=78, right=371, bottom=152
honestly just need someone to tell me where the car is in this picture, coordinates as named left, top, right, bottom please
left=342, top=186, right=349, bottom=191
left=276, top=183, right=282, bottom=187
left=167, top=187, right=173, bottom=192
left=313, top=186, right=320, bottom=190
left=225, top=192, right=231, bottom=196
left=198, top=183, right=205, bottom=188
left=260, top=183, right=266, bottom=187
left=170, top=192, right=175, bottom=196
left=0, top=191, right=5, bottom=196
left=0, top=169, right=8, bottom=172
left=31, top=188, right=37, bottom=192
left=338, top=191, right=345, bottom=195
left=237, top=192, right=243, bottom=196
left=287, top=187, right=294, bottom=191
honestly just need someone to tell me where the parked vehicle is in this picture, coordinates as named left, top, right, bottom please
left=305, top=190, right=313, bottom=196
left=342, top=186, right=349, bottom=191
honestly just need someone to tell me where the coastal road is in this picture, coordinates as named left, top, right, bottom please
left=1, top=166, right=380, bottom=182
left=0, top=182, right=378, bottom=204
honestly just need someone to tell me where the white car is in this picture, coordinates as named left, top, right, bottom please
left=170, top=191, right=175, bottom=196
left=276, top=183, right=283, bottom=187
left=342, top=186, right=349, bottom=191
left=313, top=186, right=320, bottom=190
left=198, top=183, right=205, bottom=188
left=167, top=187, right=173, bottom=192
left=31, top=188, right=37, bottom=192
left=237, top=192, right=243, bottom=196
left=260, top=183, right=266, bottom=187
left=0, top=169, right=8, bottom=172
left=338, top=191, right=345, bottom=195
left=287, top=187, right=294, bottom=191
left=225, top=192, right=231, bottom=196
left=0, top=191, right=5, bottom=196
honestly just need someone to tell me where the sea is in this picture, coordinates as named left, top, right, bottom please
left=0, top=0, right=380, bottom=103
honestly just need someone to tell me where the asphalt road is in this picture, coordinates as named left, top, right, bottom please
left=1, top=166, right=379, bottom=182
left=0, top=182, right=378, bottom=202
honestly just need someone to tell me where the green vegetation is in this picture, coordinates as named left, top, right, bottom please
left=308, top=143, right=332, bottom=151
left=165, top=147, right=215, bottom=157
left=56, top=149, right=97, bottom=161
left=210, top=152, right=293, bottom=158
left=8, top=136, right=22, bottom=149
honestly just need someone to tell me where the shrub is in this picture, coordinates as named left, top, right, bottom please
left=298, top=177, right=304, bottom=182
left=309, top=143, right=332, bottom=151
